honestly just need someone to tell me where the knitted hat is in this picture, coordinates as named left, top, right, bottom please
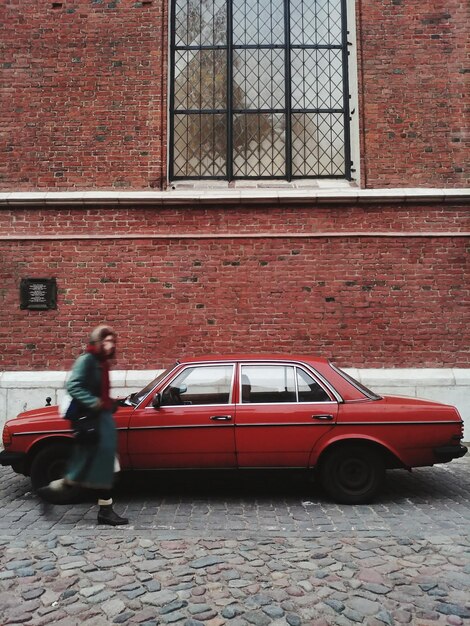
left=89, top=324, right=116, bottom=345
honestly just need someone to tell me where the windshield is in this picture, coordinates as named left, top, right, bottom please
left=128, top=364, right=178, bottom=406
left=330, top=363, right=382, bottom=400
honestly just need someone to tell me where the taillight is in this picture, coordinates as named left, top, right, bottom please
left=2, top=425, right=12, bottom=448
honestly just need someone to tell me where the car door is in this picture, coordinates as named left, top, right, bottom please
left=235, top=362, right=338, bottom=467
left=127, top=363, right=237, bottom=468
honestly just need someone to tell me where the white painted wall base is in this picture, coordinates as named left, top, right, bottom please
left=0, top=369, right=469, bottom=440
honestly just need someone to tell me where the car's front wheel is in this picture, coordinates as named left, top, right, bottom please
left=319, top=444, right=385, bottom=504
left=30, top=442, right=72, bottom=491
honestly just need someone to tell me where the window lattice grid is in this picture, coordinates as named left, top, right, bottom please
left=233, top=113, right=286, bottom=177
left=170, top=0, right=350, bottom=180
left=173, top=114, right=227, bottom=177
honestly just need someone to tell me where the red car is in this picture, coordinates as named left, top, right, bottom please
left=0, top=355, right=467, bottom=504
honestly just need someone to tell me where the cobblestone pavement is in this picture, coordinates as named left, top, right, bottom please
left=0, top=456, right=469, bottom=625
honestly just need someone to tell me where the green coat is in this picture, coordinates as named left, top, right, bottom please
left=67, top=353, right=103, bottom=411
left=65, top=353, right=117, bottom=490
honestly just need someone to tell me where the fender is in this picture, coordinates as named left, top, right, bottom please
left=13, top=431, right=75, bottom=457
left=308, top=431, right=409, bottom=470
left=25, top=433, right=75, bottom=457
left=23, top=430, right=133, bottom=472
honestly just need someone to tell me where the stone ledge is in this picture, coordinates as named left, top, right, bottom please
left=0, top=370, right=160, bottom=389
left=352, top=368, right=459, bottom=387
left=2, top=368, right=469, bottom=389
left=0, top=371, right=67, bottom=388
left=0, top=188, right=469, bottom=207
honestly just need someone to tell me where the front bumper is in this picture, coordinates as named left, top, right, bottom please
left=0, top=449, right=26, bottom=467
left=434, top=444, right=468, bottom=463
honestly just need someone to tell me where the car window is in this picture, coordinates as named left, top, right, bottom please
left=296, top=367, right=331, bottom=402
left=330, top=362, right=382, bottom=400
left=130, top=364, right=178, bottom=406
left=241, top=365, right=296, bottom=403
left=161, top=365, right=234, bottom=406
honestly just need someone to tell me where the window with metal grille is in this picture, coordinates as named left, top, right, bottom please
left=170, top=0, right=351, bottom=180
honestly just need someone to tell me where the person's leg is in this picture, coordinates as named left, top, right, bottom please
left=37, top=478, right=79, bottom=504
left=36, top=439, right=90, bottom=501
left=96, top=489, right=128, bottom=526
left=97, top=488, right=112, bottom=504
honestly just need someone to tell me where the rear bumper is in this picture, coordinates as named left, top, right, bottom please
left=434, top=444, right=468, bottom=463
left=0, top=449, right=26, bottom=468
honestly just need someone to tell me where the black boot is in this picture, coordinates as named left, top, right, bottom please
left=37, top=480, right=80, bottom=505
left=97, top=504, right=129, bottom=526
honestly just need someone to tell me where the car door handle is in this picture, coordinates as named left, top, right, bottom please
left=210, top=415, right=232, bottom=421
left=312, top=414, right=334, bottom=421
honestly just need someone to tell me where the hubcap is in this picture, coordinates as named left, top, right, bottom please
left=338, top=458, right=371, bottom=492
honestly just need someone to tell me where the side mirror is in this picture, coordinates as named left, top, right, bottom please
left=152, top=393, right=161, bottom=409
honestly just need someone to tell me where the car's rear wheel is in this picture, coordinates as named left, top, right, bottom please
left=30, top=442, right=73, bottom=491
left=319, top=444, right=385, bottom=504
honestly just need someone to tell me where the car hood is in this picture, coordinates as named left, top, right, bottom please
left=13, top=405, right=61, bottom=421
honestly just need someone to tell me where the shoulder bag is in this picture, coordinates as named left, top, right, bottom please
left=65, top=399, right=100, bottom=444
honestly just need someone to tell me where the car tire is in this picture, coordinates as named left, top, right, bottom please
left=30, top=442, right=73, bottom=492
left=319, top=444, right=385, bottom=504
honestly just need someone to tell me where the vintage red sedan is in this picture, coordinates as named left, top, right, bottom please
left=0, top=355, right=467, bottom=504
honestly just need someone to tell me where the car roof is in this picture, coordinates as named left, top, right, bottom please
left=170, top=355, right=370, bottom=402
left=177, top=354, right=331, bottom=366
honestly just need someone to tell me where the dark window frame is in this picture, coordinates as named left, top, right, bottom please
left=169, top=0, right=352, bottom=181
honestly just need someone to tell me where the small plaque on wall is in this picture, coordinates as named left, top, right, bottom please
left=20, top=278, right=57, bottom=310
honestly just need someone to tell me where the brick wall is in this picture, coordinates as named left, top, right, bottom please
left=1, top=0, right=467, bottom=189
left=357, top=0, right=468, bottom=187
left=0, top=202, right=468, bottom=371
left=1, top=0, right=167, bottom=190
left=1, top=3, right=468, bottom=373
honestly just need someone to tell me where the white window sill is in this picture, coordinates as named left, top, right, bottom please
left=0, top=188, right=469, bottom=206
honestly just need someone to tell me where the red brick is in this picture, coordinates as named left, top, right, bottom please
left=0, top=1, right=467, bottom=189
left=0, top=202, right=468, bottom=370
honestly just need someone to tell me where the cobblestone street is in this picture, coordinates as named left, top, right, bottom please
left=0, top=456, right=469, bottom=625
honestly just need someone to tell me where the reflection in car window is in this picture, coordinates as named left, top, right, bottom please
left=130, top=365, right=177, bottom=406
left=330, top=363, right=382, bottom=400
left=296, top=368, right=330, bottom=402
left=241, top=365, right=296, bottom=403
left=161, top=365, right=234, bottom=406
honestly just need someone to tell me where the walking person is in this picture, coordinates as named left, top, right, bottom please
left=38, top=324, right=128, bottom=526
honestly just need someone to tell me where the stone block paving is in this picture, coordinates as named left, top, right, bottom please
left=0, top=456, right=469, bottom=625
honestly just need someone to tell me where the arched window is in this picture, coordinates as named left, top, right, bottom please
left=170, top=0, right=351, bottom=180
